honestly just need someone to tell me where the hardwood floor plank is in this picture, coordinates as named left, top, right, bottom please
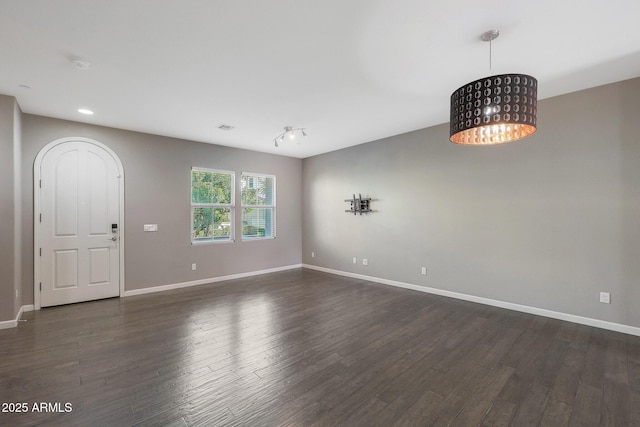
left=538, top=339, right=570, bottom=388
left=480, top=398, right=518, bottom=427
left=392, top=390, right=444, bottom=427
left=449, top=364, right=514, bottom=426
left=539, top=400, right=572, bottom=427
left=568, top=382, right=603, bottom=426
left=373, top=340, right=450, bottom=404
left=600, top=333, right=631, bottom=427
left=510, top=382, right=550, bottom=426
left=581, top=329, right=608, bottom=389
left=0, top=268, right=638, bottom=426
left=630, top=360, right=640, bottom=392
left=631, top=391, right=640, bottom=425
left=601, top=381, right=630, bottom=427
left=628, top=335, right=640, bottom=363
left=547, top=345, right=586, bottom=411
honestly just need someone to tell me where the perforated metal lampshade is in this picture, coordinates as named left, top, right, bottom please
left=450, top=73, right=537, bottom=145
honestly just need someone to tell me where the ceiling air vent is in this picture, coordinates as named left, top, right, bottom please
left=217, top=124, right=235, bottom=131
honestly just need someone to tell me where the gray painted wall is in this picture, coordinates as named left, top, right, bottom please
left=19, top=114, right=302, bottom=306
left=2, top=77, right=639, bottom=329
left=0, top=95, right=18, bottom=321
left=302, top=77, right=640, bottom=328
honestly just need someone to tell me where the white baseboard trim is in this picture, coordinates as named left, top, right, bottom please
left=302, top=264, right=640, bottom=337
left=0, top=304, right=35, bottom=330
left=122, top=264, right=303, bottom=297
left=0, top=319, right=16, bottom=329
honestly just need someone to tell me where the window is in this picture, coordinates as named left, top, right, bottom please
left=241, top=173, right=275, bottom=239
left=191, top=168, right=234, bottom=243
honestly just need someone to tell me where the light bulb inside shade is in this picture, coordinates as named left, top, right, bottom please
left=287, top=130, right=295, bottom=140
left=450, top=123, right=536, bottom=145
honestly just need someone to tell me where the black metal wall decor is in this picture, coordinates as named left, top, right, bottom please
left=345, top=194, right=371, bottom=215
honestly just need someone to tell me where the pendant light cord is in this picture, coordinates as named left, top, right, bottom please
left=481, top=29, right=499, bottom=71
left=489, top=38, right=493, bottom=70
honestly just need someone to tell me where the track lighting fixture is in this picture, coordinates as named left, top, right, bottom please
left=274, top=126, right=307, bottom=147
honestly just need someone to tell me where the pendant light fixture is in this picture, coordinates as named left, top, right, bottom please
left=450, top=30, right=537, bottom=145
left=273, top=126, right=307, bottom=147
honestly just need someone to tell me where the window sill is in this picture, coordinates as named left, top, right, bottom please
left=191, top=239, right=235, bottom=245
left=240, top=236, right=276, bottom=242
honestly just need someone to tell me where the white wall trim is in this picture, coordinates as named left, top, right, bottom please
left=302, top=264, right=640, bottom=337
left=123, top=264, right=302, bottom=297
left=0, top=319, right=17, bottom=329
left=0, top=305, right=34, bottom=330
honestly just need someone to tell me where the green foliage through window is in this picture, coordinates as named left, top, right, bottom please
left=241, top=173, right=275, bottom=239
left=191, top=168, right=234, bottom=242
left=192, top=170, right=232, bottom=204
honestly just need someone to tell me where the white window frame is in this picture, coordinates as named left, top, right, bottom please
left=241, top=172, right=276, bottom=240
left=191, top=167, right=235, bottom=244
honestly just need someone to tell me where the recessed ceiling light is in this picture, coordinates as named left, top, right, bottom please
left=78, top=108, right=94, bottom=115
left=18, top=84, right=31, bottom=89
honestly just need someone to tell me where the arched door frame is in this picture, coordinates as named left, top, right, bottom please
left=33, top=137, right=125, bottom=310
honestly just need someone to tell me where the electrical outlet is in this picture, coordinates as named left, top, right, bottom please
left=599, top=292, right=610, bottom=304
left=191, top=263, right=197, bottom=271
left=421, top=267, right=427, bottom=276
left=363, top=259, right=368, bottom=266
left=311, top=251, right=315, bottom=258
left=353, top=257, right=357, bottom=264
left=15, top=289, right=19, bottom=299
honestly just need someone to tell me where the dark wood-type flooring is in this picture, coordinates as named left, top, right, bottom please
left=1, top=268, right=639, bottom=426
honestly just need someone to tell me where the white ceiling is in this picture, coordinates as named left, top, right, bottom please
left=1, top=1, right=640, bottom=158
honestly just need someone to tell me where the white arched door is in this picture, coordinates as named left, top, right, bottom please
left=35, top=138, right=124, bottom=308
